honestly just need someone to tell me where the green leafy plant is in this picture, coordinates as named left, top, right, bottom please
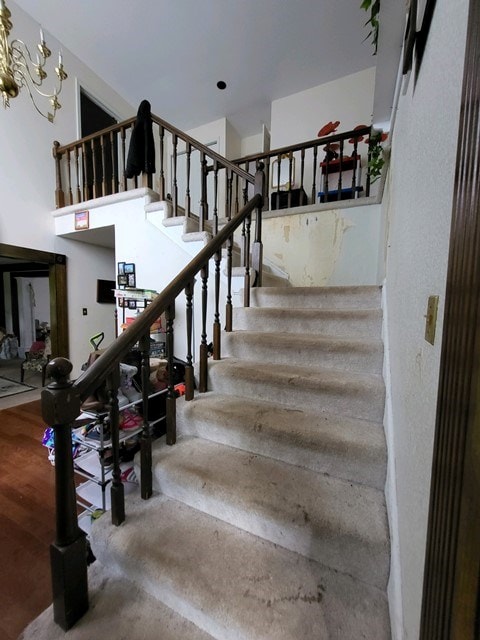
left=361, top=0, right=380, bottom=54
left=366, top=130, right=388, bottom=183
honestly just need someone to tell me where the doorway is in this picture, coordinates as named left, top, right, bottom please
left=80, top=89, right=118, bottom=199
left=0, top=244, right=68, bottom=361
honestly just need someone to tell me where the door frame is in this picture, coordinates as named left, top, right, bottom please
left=420, top=0, right=480, bottom=637
left=0, top=244, right=69, bottom=359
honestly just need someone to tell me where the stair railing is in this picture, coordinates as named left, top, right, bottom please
left=232, top=125, right=373, bottom=211
left=42, top=164, right=264, bottom=630
left=53, top=112, right=254, bottom=231
left=53, top=118, right=376, bottom=225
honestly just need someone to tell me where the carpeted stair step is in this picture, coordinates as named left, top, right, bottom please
left=176, top=393, right=387, bottom=490
left=250, top=285, right=381, bottom=309
left=206, top=358, right=385, bottom=422
left=222, top=330, right=383, bottom=373
left=150, top=436, right=389, bottom=588
left=91, top=493, right=391, bottom=640
left=233, top=306, right=382, bottom=337
left=19, top=561, right=214, bottom=640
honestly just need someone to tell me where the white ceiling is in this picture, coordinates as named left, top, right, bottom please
left=13, top=0, right=381, bottom=137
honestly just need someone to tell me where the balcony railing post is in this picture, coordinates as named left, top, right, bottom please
left=252, top=164, right=265, bottom=287
left=41, top=357, right=88, bottom=631
left=53, top=141, right=65, bottom=209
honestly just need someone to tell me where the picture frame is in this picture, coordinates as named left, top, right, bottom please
left=117, top=262, right=125, bottom=275
left=127, top=273, right=136, bottom=288
left=402, top=0, right=437, bottom=76
left=74, top=210, right=89, bottom=230
left=118, top=297, right=124, bottom=308
left=128, top=299, right=137, bottom=309
left=124, top=263, right=135, bottom=275
left=117, top=274, right=127, bottom=287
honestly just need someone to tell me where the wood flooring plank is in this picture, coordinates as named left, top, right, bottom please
left=0, top=400, right=56, bottom=639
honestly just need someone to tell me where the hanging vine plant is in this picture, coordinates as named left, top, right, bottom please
left=366, top=130, right=388, bottom=183
left=361, top=0, right=380, bottom=54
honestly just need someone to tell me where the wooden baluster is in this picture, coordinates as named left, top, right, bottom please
left=43, top=358, right=88, bottom=630
left=252, top=163, right=265, bottom=287
left=66, top=148, right=73, bottom=206
left=227, top=169, right=233, bottom=221
left=213, top=160, right=219, bottom=235
left=225, top=233, right=233, bottom=332
left=185, top=281, right=195, bottom=400
left=172, top=134, right=178, bottom=217
left=287, top=151, right=293, bottom=208
left=366, top=137, right=372, bottom=197
left=165, top=303, right=176, bottom=445
left=106, top=366, right=125, bottom=526
left=159, top=125, right=165, bottom=200
left=351, top=136, right=359, bottom=197
left=199, top=152, right=208, bottom=231
left=275, top=153, right=281, bottom=210
left=300, top=149, right=306, bottom=204
left=90, top=139, right=98, bottom=199
left=244, top=213, right=252, bottom=308
left=243, top=161, right=250, bottom=206
left=199, top=264, right=209, bottom=393
left=311, top=145, right=318, bottom=204
left=185, top=142, right=191, bottom=218
left=101, top=134, right=107, bottom=197
left=324, top=148, right=330, bottom=203
left=82, top=142, right=89, bottom=201
left=74, top=146, right=81, bottom=203
left=213, top=249, right=221, bottom=360
left=110, top=131, right=117, bottom=194
left=53, top=141, right=65, bottom=208
left=264, top=157, right=271, bottom=210
left=121, top=126, right=127, bottom=192
left=337, top=139, right=344, bottom=201
left=139, top=332, right=152, bottom=499
left=235, top=173, right=239, bottom=214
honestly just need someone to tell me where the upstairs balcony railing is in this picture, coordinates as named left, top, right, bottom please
left=53, top=115, right=376, bottom=226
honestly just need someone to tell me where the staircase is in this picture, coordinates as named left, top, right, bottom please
left=21, top=285, right=391, bottom=640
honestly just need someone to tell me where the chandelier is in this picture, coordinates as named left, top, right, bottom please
left=0, top=0, right=67, bottom=122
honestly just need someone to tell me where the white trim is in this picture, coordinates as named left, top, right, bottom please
left=382, top=280, right=404, bottom=640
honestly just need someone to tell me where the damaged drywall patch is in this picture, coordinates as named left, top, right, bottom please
left=262, top=209, right=352, bottom=285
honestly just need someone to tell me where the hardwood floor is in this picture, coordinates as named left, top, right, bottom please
left=0, top=400, right=55, bottom=640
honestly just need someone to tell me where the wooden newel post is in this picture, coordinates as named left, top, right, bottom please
left=41, top=357, right=88, bottom=631
left=252, top=162, right=265, bottom=287
left=53, top=141, right=65, bottom=209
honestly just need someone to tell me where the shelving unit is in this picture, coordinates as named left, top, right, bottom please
left=318, top=155, right=363, bottom=202
left=73, top=387, right=168, bottom=519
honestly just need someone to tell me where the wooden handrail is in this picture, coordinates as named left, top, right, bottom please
left=54, top=112, right=254, bottom=185
left=232, top=126, right=371, bottom=165
left=73, top=192, right=262, bottom=401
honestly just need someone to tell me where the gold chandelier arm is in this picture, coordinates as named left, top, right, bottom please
left=0, top=1, right=67, bottom=123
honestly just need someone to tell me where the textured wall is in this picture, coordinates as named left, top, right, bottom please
left=382, top=1, right=469, bottom=637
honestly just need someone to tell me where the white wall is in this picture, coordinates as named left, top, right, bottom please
left=54, top=237, right=116, bottom=377
left=382, top=1, right=469, bottom=638
left=262, top=204, right=382, bottom=286
left=268, top=67, right=376, bottom=204
left=270, top=67, right=376, bottom=148
left=0, top=1, right=134, bottom=368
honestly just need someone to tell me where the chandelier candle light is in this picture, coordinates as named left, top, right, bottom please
left=0, top=0, right=67, bottom=122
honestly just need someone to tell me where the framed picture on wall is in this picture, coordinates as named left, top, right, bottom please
left=124, top=263, right=135, bottom=274
left=117, top=262, right=125, bottom=275
left=117, top=274, right=127, bottom=287
left=118, top=297, right=125, bottom=308
left=127, top=273, right=136, bottom=288
left=128, top=299, right=137, bottom=309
